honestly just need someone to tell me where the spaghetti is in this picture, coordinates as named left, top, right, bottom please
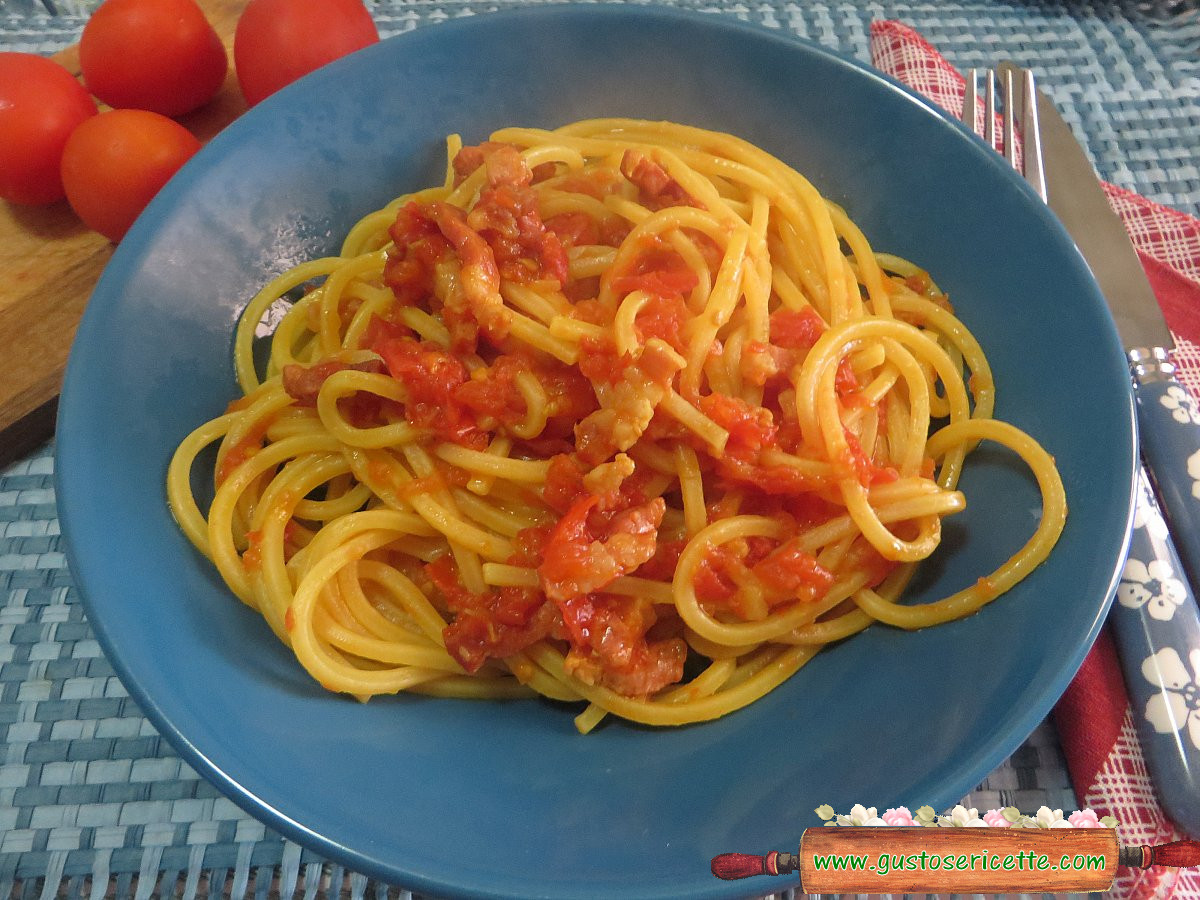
left=167, top=119, right=1066, bottom=732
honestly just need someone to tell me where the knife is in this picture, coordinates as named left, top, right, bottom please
left=1036, top=82, right=1200, bottom=589
left=1026, top=70, right=1200, bottom=839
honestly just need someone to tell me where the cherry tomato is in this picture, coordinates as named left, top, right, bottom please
left=0, top=53, right=98, bottom=206
left=79, top=0, right=227, bottom=118
left=60, top=109, right=201, bottom=242
left=233, top=0, right=379, bottom=107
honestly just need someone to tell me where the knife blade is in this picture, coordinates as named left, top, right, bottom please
left=1038, top=101, right=1174, bottom=352
left=1031, top=78, right=1200, bottom=839
left=1036, top=92, right=1200, bottom=582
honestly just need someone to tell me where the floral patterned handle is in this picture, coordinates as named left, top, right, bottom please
left=1110, top=468, right=1200, bottom=838
left=1134, top=372, right=1200, bottom=590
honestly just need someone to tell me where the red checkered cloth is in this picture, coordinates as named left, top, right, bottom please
left=870, top=20, right=1200, bottom=899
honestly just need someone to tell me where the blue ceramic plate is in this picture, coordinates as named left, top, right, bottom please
left=57, top=7, right=1135, bottom=899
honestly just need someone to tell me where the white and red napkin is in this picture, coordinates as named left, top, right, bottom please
left=869, top=21, right=1200, bottom=899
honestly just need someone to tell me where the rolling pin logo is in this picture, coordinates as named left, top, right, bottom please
left=711, top=806, right=1200, bottom=893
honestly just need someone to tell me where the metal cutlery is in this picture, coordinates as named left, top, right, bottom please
left=964, top=65, right=1200, bottom=838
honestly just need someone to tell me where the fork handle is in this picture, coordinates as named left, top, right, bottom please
left=1131, top=350, right=1200, bottom=591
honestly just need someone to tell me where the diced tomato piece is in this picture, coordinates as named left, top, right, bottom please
left=752, top=538, right=835, bottom=604
left=430, top=555, right=561, bottom=673
left=451, top=144, right=488, bottom=183
left=578, top=336, right=632, bottom=385
left=373, top=336, right=481, bottom=446
left=698, top=393, right=778, bottom=456
left=545, top=211, right=599, bottom=248
left=634, top=293, right=689, bottom=352
left=835, top=357, right=860, bottom=396
left=543, top=454, right=588, bottom=514
left=389, top=199, right=442, bottom=246
left=780, top=492, right=839, bottom=527
left=452, top=354, right=527, bottom=429
left=383, top=202, right=452, bottom=307
left=635, top=537, right=685, bottom=581
left=448, top=599, right=557, bottom=672
left=689, top=536, right=787, bottom=616
left=599, top=217, right=633, bottom=248
left=571, top=298, right=611, bottom=326
left=358, top=314, right=412, bottom=351
left=770, top=306, right=826, bottom=349
left=508, top=523, right=553, bottom=567
left=687, top=542, right=741, bottom=604
left=610, top=241, right=699, bottom=299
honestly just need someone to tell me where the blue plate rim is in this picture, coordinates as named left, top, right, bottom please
left=54, top=5, right=1138, bottom=898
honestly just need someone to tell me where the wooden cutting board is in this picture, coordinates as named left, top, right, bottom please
left=0, top=0, right=249, bottom=467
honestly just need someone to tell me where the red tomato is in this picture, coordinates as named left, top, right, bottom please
left=0, top=53, right=98, bottom=205
left=60, top=109, right=201, bottom=242
left=233, top=0, right=379, bottom=106
left=79, top=0, right=227, bottom=117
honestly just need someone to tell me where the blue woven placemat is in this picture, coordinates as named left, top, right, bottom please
left=2, top=1, right=1198, bottom=897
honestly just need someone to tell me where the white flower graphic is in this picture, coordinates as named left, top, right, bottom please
left=1132, top=480, right=1170, bottom=541
left=1190, top=449, right=1200, bottom=501
left=1142, top=647, right=1200, bottom=752
left=1160, top=384, right=1200, bottom=424
left=1117, top=558, right=1188, bottom=621
left=835, top=804, right=885, bottom=826
left=937, top=805, right=987, bottom=827
left=1030, top=806, right=1072, bottom=829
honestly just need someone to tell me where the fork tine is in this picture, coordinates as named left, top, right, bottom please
left=984, top=70, right=997, bottom=151
left=1002, top=67, right=1018, bottom=170
left=1019, top=69, right=1048, bottom=202
left=963, top=69, right=979, bottom=135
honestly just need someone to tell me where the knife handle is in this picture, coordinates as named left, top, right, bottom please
left=1108, top=467, right=1200, bottom=839
left=1131, top=354, right=1200, bottom=590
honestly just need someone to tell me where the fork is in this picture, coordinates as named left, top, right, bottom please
left=962, top=65, right=1045, bottom=200
left=961, top=65, right=1200, bottom=838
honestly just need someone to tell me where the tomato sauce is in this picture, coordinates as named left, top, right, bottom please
left=372, top=335, right=482, bottom=447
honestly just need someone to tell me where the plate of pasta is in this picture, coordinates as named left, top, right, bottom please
left=56, top=6, right=1135, bottom=899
